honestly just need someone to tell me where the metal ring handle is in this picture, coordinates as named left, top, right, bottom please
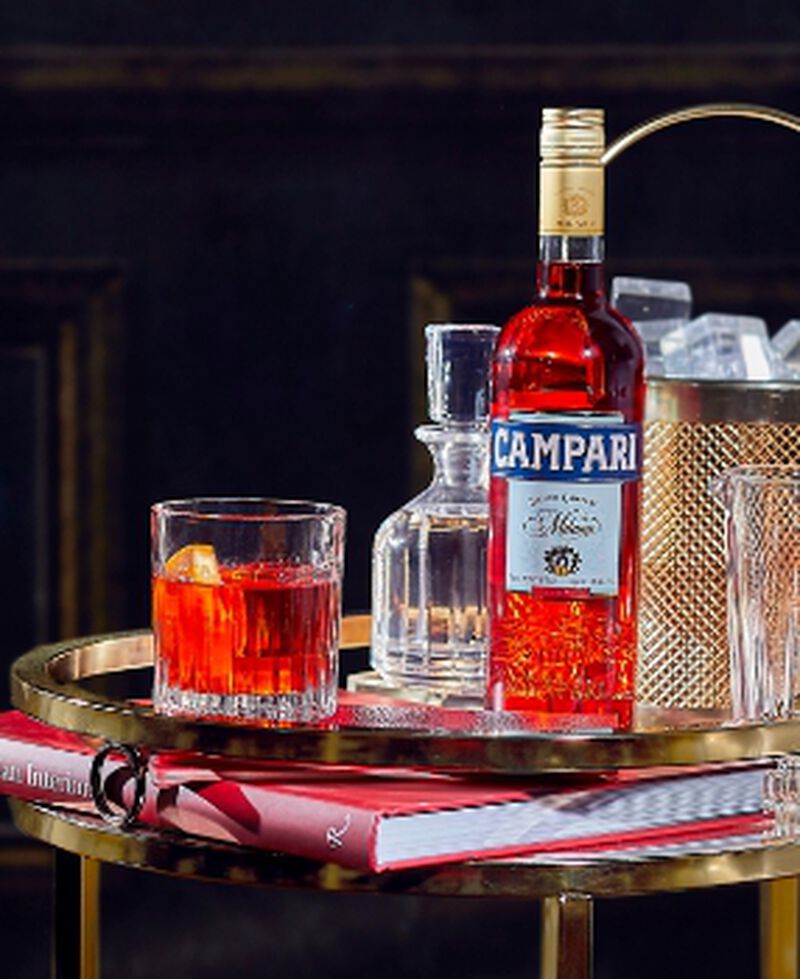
left=89, top=740, right=148, bottom=829
left=603, top=102, right=800, bottom=166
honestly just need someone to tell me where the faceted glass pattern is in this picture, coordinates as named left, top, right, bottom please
left=370, top=323, right=498, bottom=698
left=710, top=467, right=800, bottom=722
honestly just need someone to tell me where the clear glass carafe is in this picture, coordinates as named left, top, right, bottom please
left=370, top=323, right=498, bottom=698
left=709, top=465, right=800, bottom=722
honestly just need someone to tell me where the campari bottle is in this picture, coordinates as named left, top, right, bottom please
left=487, top=108, right=645, bottom=730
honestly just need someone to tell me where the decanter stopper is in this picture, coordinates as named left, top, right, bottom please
left=426, top=323, right=499, bottom=426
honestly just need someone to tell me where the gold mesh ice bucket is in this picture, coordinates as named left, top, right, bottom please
left=639, top=379, right=800, bottom=709
left=601, top=103, right=800, bottom=709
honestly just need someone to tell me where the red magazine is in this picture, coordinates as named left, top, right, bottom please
left=0, top=710, right=776, bottom=873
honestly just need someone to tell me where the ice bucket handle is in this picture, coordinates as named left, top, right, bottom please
left=603, top=103, right=800, bottom=166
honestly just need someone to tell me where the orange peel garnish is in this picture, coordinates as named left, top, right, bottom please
left=164, top=544, right=222, bottom=584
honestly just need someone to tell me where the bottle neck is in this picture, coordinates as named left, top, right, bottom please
left=415, top=425, right=489, bottom=493
left=537, top=234, right=606, bottom=301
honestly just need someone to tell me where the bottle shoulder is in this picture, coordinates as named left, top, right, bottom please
left=497, top=299, right=641, bottom=360
left=380, top=486, right=489, bottom=517
left=373, top=492, right=488, bottom=540
left=493, top=299, right=644, bottom=416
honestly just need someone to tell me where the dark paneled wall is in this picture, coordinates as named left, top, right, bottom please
left=4, top=43, right=800, bottom=668
left=3, top=2, right=800, bottom=46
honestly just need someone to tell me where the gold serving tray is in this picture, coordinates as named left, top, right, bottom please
left=10, top=618, right=800, bottom=774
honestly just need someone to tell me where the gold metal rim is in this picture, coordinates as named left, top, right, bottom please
left=13, top=799, right=800, bottom=899
left=11, top=627, right=800, bottom=772
left=646, top=377, right=800, bottom=425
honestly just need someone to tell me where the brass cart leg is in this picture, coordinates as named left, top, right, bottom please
left=540, top=893, right=593, bottom=979
left=52, top=851, right=101, bottom=979
left=761, top=878, right=799, bottom=979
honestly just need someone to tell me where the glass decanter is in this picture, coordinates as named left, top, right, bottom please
left=370, top=322, right=499, bottom=698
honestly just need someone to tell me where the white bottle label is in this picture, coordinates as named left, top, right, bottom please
left=491, top=412, right=641, bottom=596
left=506, top=479, right=620, bottom=594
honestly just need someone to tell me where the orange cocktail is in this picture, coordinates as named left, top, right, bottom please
left=151, top=499, right=345, bottom=722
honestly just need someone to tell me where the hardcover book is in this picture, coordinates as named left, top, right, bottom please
left=0, top=710, right=775, bottom=873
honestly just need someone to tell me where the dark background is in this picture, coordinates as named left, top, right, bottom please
left=2, top=3, right=800, bottom=976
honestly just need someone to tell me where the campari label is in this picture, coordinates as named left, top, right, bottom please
left=491, top=412, right=642, bottom=596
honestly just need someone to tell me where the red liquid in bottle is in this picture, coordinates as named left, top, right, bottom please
left=488, top=262, right=644, bottom=729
